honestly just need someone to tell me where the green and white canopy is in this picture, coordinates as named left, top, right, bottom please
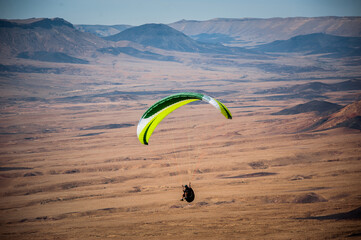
left=137, top=92, right=232, bottom=145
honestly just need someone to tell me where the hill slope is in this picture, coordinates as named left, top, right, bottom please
left=257, top=80, right=361, bottom=95
left=97, top=47, right=176, bottom=61
left=17, top=51, right=89, bottom=64
left=0, top=18, right=107, bottom=57
left=254, top=33, right=361, bottom=57
left=274, top=100, right=361, bottom=131
left=273, top=100, right=343, bottom=116
left=314, top=100, right=361, bottom=131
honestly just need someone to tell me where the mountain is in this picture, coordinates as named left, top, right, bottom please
left=75, top=24, right=132, bottom=37
left=169, top=17, right=361, bottom=46
left=0, top=18, right=258, bottom=63
left=104, top=23, right=210, bottom=52
left=272, top=100, right=343, bottom=116
left=273, top=100, right=361, bottom=131
left=104, top=23, right=258, bottom=55
left=254, top=33, right=361, bottom=57
left=0, top=18, right=108, bottom=57
left=0, top=17, right=74, bottom=29
left=313, top=100, right=361, bottom=131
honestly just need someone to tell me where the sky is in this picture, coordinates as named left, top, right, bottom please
left=0, top=0, right=360, bottom=25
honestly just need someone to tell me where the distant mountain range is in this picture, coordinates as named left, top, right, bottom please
left=0, top=18, right=258, bottom=63
left=1, top=17, right=361, bottom=64
left=74, top=17, right=361, bottom=47
left=169, top=17, right=361, bottom=46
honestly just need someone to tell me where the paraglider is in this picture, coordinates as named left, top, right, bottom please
left=136, top=92, right=232, bottom=201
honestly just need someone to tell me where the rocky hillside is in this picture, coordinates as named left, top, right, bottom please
left=0, top=18, right=108, bottom=57
left=274, top=100, right=361, bottom=131
left=314, top=100, right=361, bottom=131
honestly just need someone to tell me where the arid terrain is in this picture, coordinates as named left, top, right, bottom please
left=0, top=17, right=361, bottom=239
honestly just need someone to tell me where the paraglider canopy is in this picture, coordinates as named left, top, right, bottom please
left=137, top=92, right=232, bottom=145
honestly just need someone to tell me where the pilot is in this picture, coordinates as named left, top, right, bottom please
left=181, top=184, right=195, bottom=202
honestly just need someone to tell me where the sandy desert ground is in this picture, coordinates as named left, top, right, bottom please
left=0, top=51, right=361, bottom=239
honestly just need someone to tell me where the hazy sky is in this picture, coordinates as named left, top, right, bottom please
left=0, top=0, right=360, bottom=25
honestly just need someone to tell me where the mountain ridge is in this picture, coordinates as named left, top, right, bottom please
left=0, top=18, right=108, bottom=57
left=254, top=33, right=361, bottom=57
left=169, top=17, right=361, bottom=46
left=2, top=17, right=361, bottom=62
left=273, top=100, right=361, bottom=131
left=314, top=100, right=361, bottom=131
left=1, top=18, right=74, bottom=29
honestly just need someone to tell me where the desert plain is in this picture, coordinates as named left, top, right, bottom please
left=1, top=28, right=361, bottom=239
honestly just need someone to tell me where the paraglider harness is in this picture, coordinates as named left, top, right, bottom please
left=181, top=183, right=195, bottom=203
